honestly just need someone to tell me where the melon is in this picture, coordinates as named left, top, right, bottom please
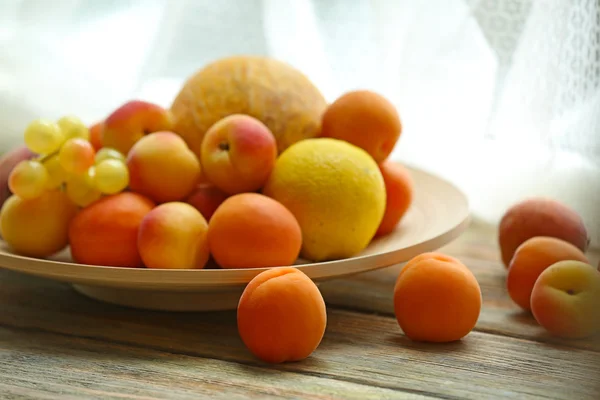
left=170, top=56, right=328, bottom=157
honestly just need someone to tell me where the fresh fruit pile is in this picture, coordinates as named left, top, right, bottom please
left=498, top=198, right=599, bottom=339
left=0, top=56, right=412, bottom=270
left=0, top=55, right=597, bottom=365
left=10, top=116, right=129, bottom=207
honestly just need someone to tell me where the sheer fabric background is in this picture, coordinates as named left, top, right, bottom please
left=1, top=0, right=598, bottom=246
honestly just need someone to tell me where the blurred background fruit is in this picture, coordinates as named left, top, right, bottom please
left=498, top=198, right=589, bottom=267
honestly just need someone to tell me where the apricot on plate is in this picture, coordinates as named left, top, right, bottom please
left=200, top=114, right=277, bottom=195
left=237, top=267, right=327, bottom=363
left=498, top=197, right=589, bottom=267
left=68, top=192, right=155, bottom=267
left=88, top=122, right=104, bottom=151
left=393, top=252, right=482, bottom=342
left=375, top=160, right=414, bottom=237
left=127, top=131, right=201, bottom=203
left=208, top=193, right=302, bottom=269
left=0, top=190, right=78, bottom=258
left=102, top=100, right=173, bottom=155
left=321, top=90, right=402, bottom=163
left=506, top=236, right=590, bottom=311
left=185, top=183, right=229, bottom=222
left=138, top=202, right=209, bottom=269
left=531, top=260, right=600, bottom=339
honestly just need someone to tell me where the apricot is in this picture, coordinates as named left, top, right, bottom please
left=531, top=260, right=600, bottom=339
left=498, top=197, right=589, bottom=267
left=89, top=122, right=104, bottom=151
left=321, top=90, right=402, bottom=163
left=185, top=183, right=229, bottom=221
left=127, top=131, right=201, bottom=203
left=237, top=267, right=327, bottom=363
left=102, top=100, right=173, bottom=155
left=393, top=252, right=482, bottom=342
left=375, top=161, right=414, bottom=237
left=207, top=193, right=302, bottom=269
left=200, top=114, right=277, bottom=195
left=68, top=192, right=155, bottom=267
left=0, top=190, right=78, bottom=257
left=170, top=55, right=327, bottom=156
left=506, top=236, right=590, bottom=311
left=0, top=145, right=35, bottom=208
left=138, top=202, right=209, bottom=269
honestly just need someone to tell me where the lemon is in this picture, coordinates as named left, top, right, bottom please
left=263, top=138, right=386, bottom=262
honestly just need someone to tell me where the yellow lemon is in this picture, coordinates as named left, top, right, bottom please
left=263, top=138, right=386, bottom=262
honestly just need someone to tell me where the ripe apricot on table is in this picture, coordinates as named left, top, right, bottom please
left=321, top=90, right=402, bottom=163
left=69, top=192, right=155, bottom=267
left=530, top=260, right=600, bottom=339
left=393, top=252, right=482, bottom=342
left=237, top=267, right=327, bottom=363
left=375, top=161, right=414, bottom=237
left=498, top=197, right=589, bottom=267
left=207, top=193, right=302, bottom=269
left=506, top=236, right=590, bottom=311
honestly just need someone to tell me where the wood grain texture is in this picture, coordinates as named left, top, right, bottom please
left=0, top=268, right=598, bottom=399
left=0, top=220, right=598, bottom=399
left=0, top=328, right=421, bottom=400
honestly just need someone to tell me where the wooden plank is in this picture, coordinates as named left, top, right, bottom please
left=0, top=327, right=419, bottom=400
left=319, top=219, right=600, bottom=351
left=0, top=271, right=597, bottom=399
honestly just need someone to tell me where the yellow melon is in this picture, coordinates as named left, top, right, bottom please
left=170, top=56, right=328, bottom=156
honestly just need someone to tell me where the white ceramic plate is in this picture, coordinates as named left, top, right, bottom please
left=0, top=164, right=470, bottom=311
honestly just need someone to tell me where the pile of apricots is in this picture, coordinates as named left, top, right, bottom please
left=0, top=56, right=598, bottom=365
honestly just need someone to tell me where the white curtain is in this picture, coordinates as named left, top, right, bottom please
left=1, top=0, right=598, bottom=246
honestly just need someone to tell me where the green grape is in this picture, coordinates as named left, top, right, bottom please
left=94, top=159, right=129, bottom=194
left=95, top=147, right=126, bottom=164
left=59, top=138, right=96, bottom=175
left=8, top=160, right=49, bottom=199
left=66, top=167, right=102, bottom=207
left=23, top=119, right=65, bottom=155
left=43, top=154, right=68, bottom=189
left=57, top=115, right=90, bottom=140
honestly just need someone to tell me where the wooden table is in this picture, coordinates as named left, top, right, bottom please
left=1, top=219, right=598, bottom=399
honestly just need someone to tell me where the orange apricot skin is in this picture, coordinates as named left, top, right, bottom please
left=393, top=252, right=482, bottom=342
left=530, top=260, right=600, bottom=339
left=375, top=161, right=414, bottom=237
left=207, top=193, right=302, bottom=269
left=498, top=198, right=589, bottom=267
left=68, top=192, right=155, bottom=267
left=321, top=90, right=402, bottom=163
left=506, top=236, right=590, bottom=311
left=237, top=267, right=327, bottom=363
left=89, top=122, right=104, bottom=151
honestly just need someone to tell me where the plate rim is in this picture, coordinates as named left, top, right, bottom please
left=0, top=163, right=471, bottom=289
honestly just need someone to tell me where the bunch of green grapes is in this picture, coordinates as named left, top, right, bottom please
left=8, top=116, right=130, bottom=207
